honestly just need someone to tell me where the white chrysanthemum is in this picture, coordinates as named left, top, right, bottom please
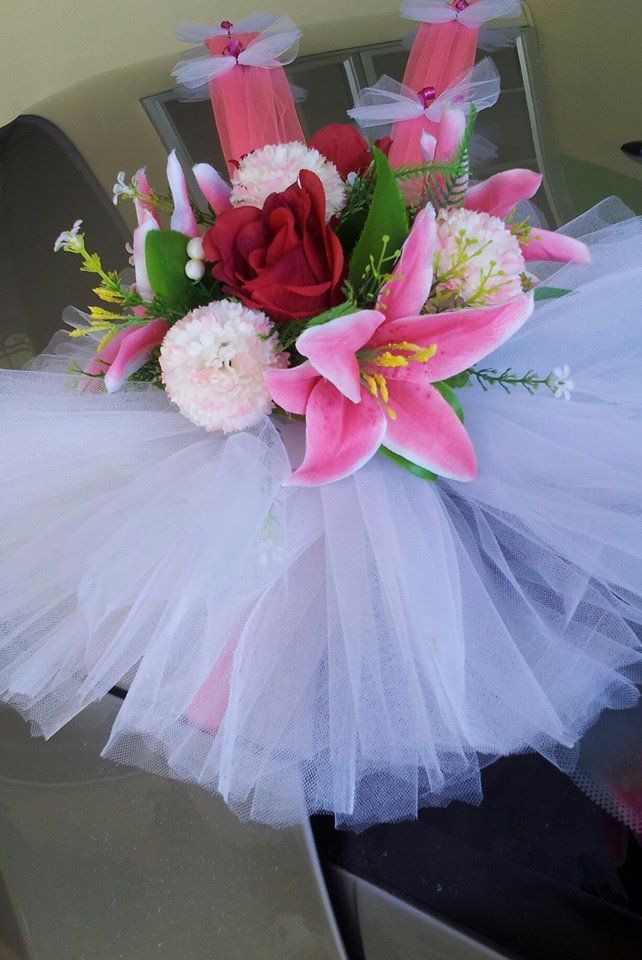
left=229, top=142, right=346, bottom=220
left=434, top=208, right=526, bottom=306
left=160, top=300, right=286, bottom=433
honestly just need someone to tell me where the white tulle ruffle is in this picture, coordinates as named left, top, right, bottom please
left=1, top=199, right=641, bottom=829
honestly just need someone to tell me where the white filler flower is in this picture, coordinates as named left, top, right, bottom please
left=229, top=142, right=346, bottom=220
left=160, top=300, right=286, bottom=432
left=112, top=171, right=135, bottom=205
left=54, top=220, right=84, bottom=253
left=551, top=365, right=575, bottom=400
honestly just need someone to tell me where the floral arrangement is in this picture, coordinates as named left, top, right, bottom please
left=5, top=5, right=641, bottom=836
left=56, top=86, right=586, bottom=488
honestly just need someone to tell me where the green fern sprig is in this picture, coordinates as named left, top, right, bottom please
left=411, top=105, right=477, bottom=211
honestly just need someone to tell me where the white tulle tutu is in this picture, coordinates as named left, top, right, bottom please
left=1, top=199, right=641, bottom=829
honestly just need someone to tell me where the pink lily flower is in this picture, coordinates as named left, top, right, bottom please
left=166, top=150, right=199, bottom=238
left=132, top=168, right=162, bottom=228
left=130, top=153, right=233, bottom=293
left=84, top=318, right=169, bottom=393
left=421, top=108, right=590, bottom=266
left=265, top=206, right=534, bottom=486
left=420, top=106, right=467, bottom=165
left=131, top=150, right=206, bottom=297
left=193, top=163, right=233, bottom=215
left=464, top=169, right=590, bottom=263
left=132, top=213, right=158, bottom=300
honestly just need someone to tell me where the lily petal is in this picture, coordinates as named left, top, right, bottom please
left=264, top=361, right=320, bottom=415
left=384, top=381, right=477, bottom=481
left=132, top=167, right=162, bottom=227
left=296, top=310, right=384, bottom=403
left=103, top=319, right=169, bottom=393
left=287, top=380, right=386, bottom=486
left=434, top=107, right=467, bottom=162
left=378, top=205, right=437, bottom=321
left=132, top=212, right=158, bottom=300
left=465, top=169, right=543, bottom=218
left=167, top=150, right=199, bottom=238
left=371, top=293, right=534, bottom=382
left=83, top=327, right=131, bottom=377
left=193, top=163, right=232, bottom=215
left=521, top=228, right=590, bottom=264
left=419, top=131, right=437, bottom=163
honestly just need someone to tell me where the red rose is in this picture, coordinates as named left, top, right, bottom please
left=374, top=135, right=393, bottom=159
left=310, top=124, right=393, bottom=179
left=310, top=124, right=373, bottom=179
left=203, top=170, right=346, bottom=324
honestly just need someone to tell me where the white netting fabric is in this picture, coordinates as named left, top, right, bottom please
left=0, top=202, right=641, bottom=829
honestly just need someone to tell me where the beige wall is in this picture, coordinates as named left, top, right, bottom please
left=533, top=0, right=641, bottom=184
left=0, top=0, right=398, bottom=126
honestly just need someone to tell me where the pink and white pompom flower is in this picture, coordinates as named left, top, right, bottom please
left=229, top=141, right=346, bottom=220
left=160, top=300, right=287, bottom=433
left=434, top=207, right=526, bottom=306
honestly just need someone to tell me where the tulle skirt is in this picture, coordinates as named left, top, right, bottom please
left=1, top=199, right=641, bottom=829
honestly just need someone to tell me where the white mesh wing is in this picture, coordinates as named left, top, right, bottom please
left=425, top=57, right=500, bottom=122
left=399, top=0, right=456, bottom=24
left=348, top=76, right=422, bottom=128
left=239, top=16, right=302, bottom=68
left=458, top=0, right=521, bottom=27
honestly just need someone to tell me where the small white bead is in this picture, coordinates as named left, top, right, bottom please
left=185, top=259, right=206, bottom=281
left=186, top=237, right=205, bottom=261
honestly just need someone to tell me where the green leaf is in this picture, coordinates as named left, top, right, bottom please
left=336, top=173, right=374, bottom=256
left=534, top=286, right=570, bottom=302
left=379, top=446, right=438, bottom=483
left=145, top=230, right=193, bottom=310
left=348, top=146, right=408, bottom=291
left=434, top=381, right=465, bottom=423
left=277, top=300, right=358, bottom=352
left=306, top=300, right=358, bottom=328
left=443, top=370, right=470, bottom=390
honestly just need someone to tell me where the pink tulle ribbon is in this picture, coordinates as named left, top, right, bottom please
left=388, top=0, right=496, bottom=169
left=172, top=15, right=306, bottom=175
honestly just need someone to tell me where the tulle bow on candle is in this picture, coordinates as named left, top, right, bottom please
left=172, top=15, right=302, bottom=93
left=348, top=57, right=500, bottom=131
left=176, top=13, right=278, bottom=43
left=400, top=0, right=520, bottom=28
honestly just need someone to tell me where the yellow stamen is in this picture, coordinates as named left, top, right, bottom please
left=387, top=341, right=438, bottom=362
left=361, top=340, right=437, bottom=423
left=373, top=373, right=389, bottom=403
left=361, top=372, right=396, bottom=419
left=386, top=341, right=417, bottom=351
left=411, top=345, right=437, bottom=362
left=375, top=352, right=409, bottom=368
left=363, top=373, right=379, bottom=398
